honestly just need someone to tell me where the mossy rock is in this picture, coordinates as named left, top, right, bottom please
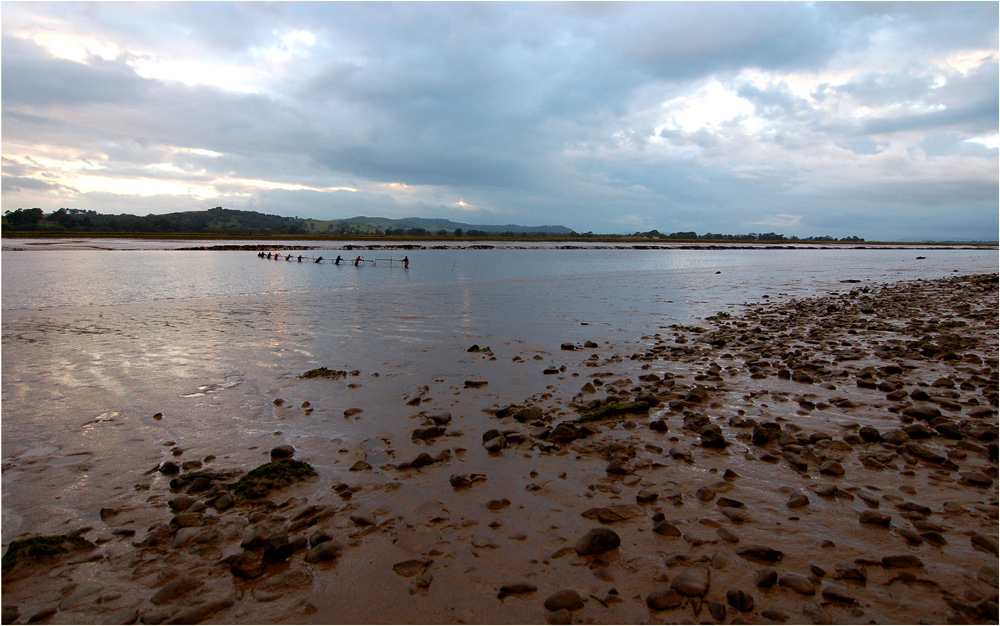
left=233, top=459, right=317, bottom=500
left=169, top=469, right=242, bottom=491
left=575, top=401, right=652, bottom=423
left=299, top=368, right=359, bottom=380
left=2, top=535, right=95, bottom=573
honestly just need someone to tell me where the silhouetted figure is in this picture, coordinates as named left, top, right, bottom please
left=315, top=256, right=324, bottom=263
left=285, top=254, right=292, bottom=261
left=354, top=256, right=361, bottom=267
left=335, top=255, right=342, bottom=265
left=403, top=256, right=409, bottom=269
left=297, top=255, right=303, bottom=262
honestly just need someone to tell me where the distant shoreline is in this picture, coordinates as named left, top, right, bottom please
left=2, top=232, right=996, bottom=249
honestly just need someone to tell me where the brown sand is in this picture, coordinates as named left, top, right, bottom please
left=2, top=273, right=997, bottom=625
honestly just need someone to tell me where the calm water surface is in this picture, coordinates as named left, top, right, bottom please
left=2, top=244, right=996, bottom=539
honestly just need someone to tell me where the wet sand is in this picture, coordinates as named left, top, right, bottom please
left=1, top=273, right=997, bottom=625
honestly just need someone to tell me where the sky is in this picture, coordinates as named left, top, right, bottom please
left=2, top=2, right=998, bottom=240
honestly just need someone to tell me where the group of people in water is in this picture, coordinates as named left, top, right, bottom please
left=257, top=251, right=408, bottom=268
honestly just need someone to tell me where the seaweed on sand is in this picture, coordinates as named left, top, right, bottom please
left=299, top=367, right=360, bottom=380
left=233, top=459, right=317, bottom=500
left=2, top=535, right=95, bottom=573
left=574, top=400, right=652, bottom=424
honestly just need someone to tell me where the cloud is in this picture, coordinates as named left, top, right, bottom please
left=1, top=2, right=996, bottom=240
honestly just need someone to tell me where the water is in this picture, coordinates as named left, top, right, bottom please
left=1, top=243, right=996, bottom=541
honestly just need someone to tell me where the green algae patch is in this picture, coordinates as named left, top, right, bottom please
left=169, top=469, right=243, bottom=492
left=575, top=401, right=652, bottom=424
left=233, top=459, right=317, bottom=500
left=2, top=535, right=95, bottom=573
left=299, top=367, right=359, bottom=380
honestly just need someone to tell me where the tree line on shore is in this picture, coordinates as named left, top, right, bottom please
left=2, top=207, right=863, bottom=242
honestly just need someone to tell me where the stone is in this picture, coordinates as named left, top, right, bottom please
left=726, top=589, right=754, bottom=612
left=498, top=583, right=537, bottom=597
left=971, top=533, right=999, bottom=555
left=646, top=590, right=683, bottom=611
left=778, top=573, right=815, bottom=595
left=546, top=609, right=572, bottom=625
left=670, top=564, right=710, bottom=597
left=819, top=461, right=845, bottom=476
left=737, top=545, right=784, bottom=563
left=760, top=608, right=788, bottom=622
left=575, top=527, right=620, bottom=555
left=412, top=426, right=446, bottom=441
left=653, top=521, right=681, bottom=537
left=881, top=555, right=923, bottom=568
left=164, top=598, right=234, bottom=625
left=858, top=426, right=882, bottom=443
left=787, top=493, right=810, bottom=509
left=821, top=585, right=856, bottom=604
left=859, top=511, right=891, bottom=526
left=596, top=504, right=641, bottom=523
left=544, top=589, right=585, bottom=612
left=708, top=600, right=727, bottom=621
left=150, top=577, right=202, bottom=605
left=392, top=559, right=430, bottom=577
left=754, top=568, right=778, bottom=588
left=270, top=445, right=295, bottom=460
left=304, top=540, right=341, bottom=563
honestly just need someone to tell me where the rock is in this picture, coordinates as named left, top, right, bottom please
left=778, top=573, right=815, bottom=595
left=819, top=461, right=844, bottom=476
left=971, top=533, right=999, bottom=555
left=708, top=600, right=727, bottom=621
left=150, top=577, right=202, bottom=605
left=159, top=461, right=180, bottom=475
left=935, top=422, right=966, bottom=440
left=760, top=608, right=788, bottom=622
left=498, top=583, right=537, bottom=598
left=304, top=540, right=341, bottom=563
left=859, top=511, right=892, bottom=526
left=605, top=458, right=631, bottom=475
left=212, top=492, right=234, bottom=511
left=670, top=564, right=710, bottom=597
left=544, top=589, right=585, bottom=612
left=858, top=426, right=882, bottom=443
left=263, top=532, right=293, bottom=563
left=575, top=527, right=620, bottom=555
left=700, top=426, right=730, bottom=448
left=881, top=555, right=923, bottom=568
left=787, top=493, right=810, bottom=509
left=754, top=568, right=778, bottom=588
left=483, top=437, right=506, bottom=453
left=646, top=590, right=683, bottom=611
left=960, top=471, right=993, bottom=486
left=717, top=527, right=739, bottom=543
left=636, top=489, right=658, bottom=503
left=821, top=585, right=856, bottom=604
left=270, top=445, right=295, bottom=460
left=546, top=609, right=572, bottom=625
left=349, top=513, right=376, bottom=526
left=726, top=589, right=754, bottom=612
left=164, top=598, right=234, bottom=625
left=411, top=426, right=446, bottom=441
left=596, top=504, right=642, bottom=523
left=737, top=545, right=784, bottom=563
left=653, top=521, right=681, bottom=537
left=410, top=453, right=435, bottom=467
left=392, top=559, right=430, bottom=577
left=904, top=442, right=946, bottom=464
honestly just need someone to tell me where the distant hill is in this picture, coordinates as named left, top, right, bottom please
left=1, top=207, right=575, bottom=237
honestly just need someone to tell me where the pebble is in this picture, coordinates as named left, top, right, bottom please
left=726, top=589, right=754, bottom=612
left=575, top=527, right=620, bottom=555
left=859, top=511, right=892, bottom=526
left=150, top=577, right=202, bottom=605
left=304, top=540, right=341, bottom=563
left=881, top=554, right=923, bottom=568
left=543, top=589, right=584, bottom=612
left=670, top=563, right=710, bottom=597
left=778, top=573, right=815, bottom=595
left=645, top=589, right=683, bottom=611
left=270, top=445, right=295, bottom=460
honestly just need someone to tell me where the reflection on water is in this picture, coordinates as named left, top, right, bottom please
left=1, top=245, right=996, bottom=539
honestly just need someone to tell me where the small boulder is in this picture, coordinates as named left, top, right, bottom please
left=575, top=527, right=620, bottom=556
